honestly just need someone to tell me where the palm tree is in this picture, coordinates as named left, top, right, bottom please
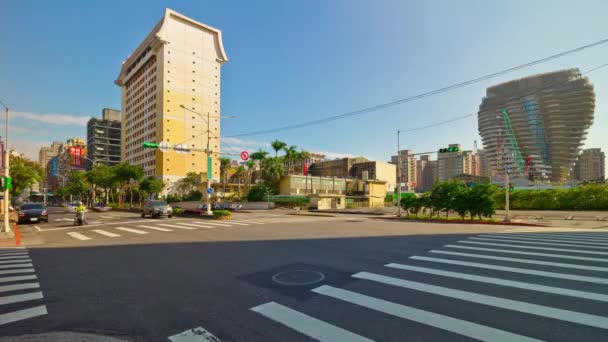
left=219, top=157, right=232, bottom=193
left=232, top=166, right=245, bottom=197
left=251, top=148, right=269, bottom=161
left=271, top=140, right=287, bottom=158
left=283, top=145, right=298, bottom=174
left=246, top=160, right=256, bottom=191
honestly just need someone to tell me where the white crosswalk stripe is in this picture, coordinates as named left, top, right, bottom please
left=502, top=232, right=608, bottom=242
left=157, top=223, right=196, bottom=230
left=0, top=248, right=47, bottom=326
left=0, top=263, right=33, bottom=269
left=115, top=227, right=148, bottom=235
left=251, top=230, right=608, bottom=341
left=181, top=222, right=217, bottom=228
left=174, top=223, right=204, bottom=229
left=312, top=285, right=542, bottom=342
left=468, top=236, right=608, bottom=249
left=480, top=234, right=608, bottom=246
left=67, top=232, right=91, bottom=240
left=0, top=258, right=31, bottom=264
left=92, top=229, right=121, bottom=237
left=195, top=221, right=232, bottom=227
left=137, top=225, right=173, bottom=232
left=251, top=302, right=374, bottom=342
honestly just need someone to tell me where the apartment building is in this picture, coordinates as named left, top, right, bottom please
left=573, top=148, right=605, bottom=181
left=38, top=141, right=62, bottom=171
left=416, top=155, right=437, bottom=192
left=87, top=108, right=121, bottom=169
left=391, top=150, right=416, bottom=192
left=115, top=8, right=228, bottom=187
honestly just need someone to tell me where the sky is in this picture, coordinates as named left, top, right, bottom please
left=2, top=0, right=608, bottom=162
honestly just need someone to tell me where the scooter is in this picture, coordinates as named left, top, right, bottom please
left=74, top=211, right=86, bottom=226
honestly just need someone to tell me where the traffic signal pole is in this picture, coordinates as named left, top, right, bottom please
left=504, top=170, right=510, bottom=222
left=205, top=111, right=212, bottom=216
left=2, top=105, right=10, bottom=234
left=396, top=130, right=401, bottom=217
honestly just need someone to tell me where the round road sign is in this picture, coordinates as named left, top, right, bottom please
left=241, top=151, right=249, bottom=161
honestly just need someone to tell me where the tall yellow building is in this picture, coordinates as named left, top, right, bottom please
left=115, top=8, right=228, bottom=187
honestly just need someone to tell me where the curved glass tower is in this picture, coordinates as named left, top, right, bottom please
left=478, top=69, right=595, bottom=182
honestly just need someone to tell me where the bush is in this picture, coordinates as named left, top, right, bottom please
left=183, top=190, right=203, bottom=201
left=173, top=208, right=184, bottom=215
left=247, top=184, right=273, bottom=202
left=213, top=210, right=231, bottom=220
left=166, top=194, right=182, bottom=203
left=503, top=185, right=608, bottom=210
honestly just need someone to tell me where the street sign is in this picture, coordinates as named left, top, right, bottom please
left=158, top=141, right=171, bottom=153
left=207, top=156, right=213, bottom=180
left=207, top=187, right=214, bottom=194
left=143, top=142, right=159, bottom=149
left=174, top=144, right=190, bottom=154
left=240, top=150, right=249, bottom=161
left=303, top=162, right=308, bottom=176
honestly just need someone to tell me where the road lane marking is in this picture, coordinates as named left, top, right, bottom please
left=354, top=272, right=608, bottom=330
left=0, top=269, right=35, bottom=275
left=446, top=245, right=608, bottom=263
left=225, top=221, right=249, bottom=226
left=0, top=305, right=47, bottom=326
left=100, top=215, right=114, bottom=219
left=491, top=233, right=608, bottom=243
left=182, top=222, right=216, bottom=228
left=92, top=230, right=121, bottom=238
left=469, top=237, right=608, bottom=250
left=0, top=253, right=28, bottom=259
left=251, top=302, right=374, bottom=342
left=0, top=291, right=43, bottom=305
left=0, top=282, right=40, bottom=293
left=0, top=247, right=25, bottom=250
left=410, top=256, right=608, bottom=285
left=386, top=263, right=608, bottom=302
left=67, top=232, right=92, bottom=241
left=168, top=326, right=222, bottom=342
left=137, top=225, right=173, bottom=232
left=459, top=240, right=608, bottom=256
left=174, top=223, right=205, bottom=228
left=0, top=275, right=37, bottom=283
left=0, top=258, right=30, bottom=264
left=0, top=254, right=31, bottom=264
left=480, top=234, right=608, bottom=246
left=157, top=223, right=196, bottom=230
left=0, top=263, right=33, bottom=269
left=54, top=218, right=73, bottom=222
left=115, top=227, right=148, bottom=235
left=430, top=250, right=608, bottom=272
left=312, top=285, right=541, bottom=342
left=193, top=221, right=232, bottom=227
left=34, top=226, right=41, bottom=231
left=503, top=232, right=608, bottom=242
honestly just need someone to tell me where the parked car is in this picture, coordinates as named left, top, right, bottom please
left=18, top=203, right=48, bottom=224
left=142, top=200, right=173, bottom=218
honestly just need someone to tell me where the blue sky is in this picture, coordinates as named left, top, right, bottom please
left=2, top=0, right=608, bottom=161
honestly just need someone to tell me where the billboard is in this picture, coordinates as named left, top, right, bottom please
left=69, top=146, right=87, bottom=170
left=51, top=157, right=58, bottom=176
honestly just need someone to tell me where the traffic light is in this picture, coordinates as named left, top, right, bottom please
left=508, top=183, right=514, bottom=192
left=143, top=142, right=159, bottom=149
left=438, top=146, right=460, bottom=153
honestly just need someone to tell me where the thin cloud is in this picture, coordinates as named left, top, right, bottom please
left=12, top=111, right=90, bottom=126
left=0, top=125, right=32, bottom=133
left=11, top=138, right=46, bottom=161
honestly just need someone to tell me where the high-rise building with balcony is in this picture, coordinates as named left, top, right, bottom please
left=115, top=8, right=228, bottom=186
left=391, top=150, right=416, bottom=192
left=87, top=108, right=121, bottom=169
left=573, top=148, right=605, bottom=181
left=478, top=69, right=595, bottom=182
left=38, top=141, right=62, bottom=171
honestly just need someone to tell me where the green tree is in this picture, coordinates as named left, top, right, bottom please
left=113, top=163, right=144, bottom=207
left=399, top=195, right=416, bottom=217
left=247, top=183, right=273, bottom=202
left=138, top=176, right=164, bottom=203
left=220, top=157, right=232, bottom=191
left=65, top=170, right=89, bottom=203
left=175, top=172, right=200, bottom=196
left=430, top=180, right=464, bottom=218
left=270, top=140, right=287, bottom=158
left=9, top=154, right=43, bottom=198
left=232, top=165, right=246, bottom=197
left=251, top=148, right=269, bottom=161
left=261, top=157, right=285, bottom=191
left=85, top=164, right=117, bottom=205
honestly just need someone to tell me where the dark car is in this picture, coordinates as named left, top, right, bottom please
left=141, top=200, right=172, bottom=218
left=18, top=203, right=48, bottom=224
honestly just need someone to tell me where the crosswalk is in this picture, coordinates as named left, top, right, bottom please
left=62, top=217, right=318, bottom=241
left=0, top=247, right=47, bottom=326
left=249, top=230, right=608, bottom=341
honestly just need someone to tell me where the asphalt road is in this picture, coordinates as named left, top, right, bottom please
left=2, top=210, right=608, bottom=341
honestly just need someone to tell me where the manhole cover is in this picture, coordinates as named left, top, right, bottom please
left=272, top=270, right=326, bottom=286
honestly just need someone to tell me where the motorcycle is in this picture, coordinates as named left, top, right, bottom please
left=74, top=211, right=86, bottom=226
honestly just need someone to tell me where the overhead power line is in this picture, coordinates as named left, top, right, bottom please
left=224, top=37, right=608, bottom=138
left=395, top=62, right=608, bottom=134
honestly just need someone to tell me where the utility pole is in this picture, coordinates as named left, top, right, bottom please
left=1, top=103, right=10, bottom=234
left=504, top=169, right=510, bottom=222
left=396, top=130, right=401, bottom=217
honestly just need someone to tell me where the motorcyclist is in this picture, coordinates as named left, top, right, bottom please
left=74, top=201, right=87, bottom=225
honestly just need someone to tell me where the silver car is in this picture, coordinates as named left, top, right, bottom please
left=142, top=200, right=173, bottom=218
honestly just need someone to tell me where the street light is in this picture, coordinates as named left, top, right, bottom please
left=179, top=105, right=236, bottom=215
left=0, top=100, right=10, bottom=234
